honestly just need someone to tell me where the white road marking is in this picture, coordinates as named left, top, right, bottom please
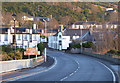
left=60, top=76, right=68, bottom=81
left=3, top=57, right=57, bottom=81
left=69, top=73, right=74, bottom=76
left=60, top=60, right=80, bottom=81
left=97, top=61, right=116, bottom=83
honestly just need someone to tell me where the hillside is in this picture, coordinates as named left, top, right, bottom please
left=2, top=2, right=118, bottom=28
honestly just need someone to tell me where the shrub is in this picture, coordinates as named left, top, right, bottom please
left=8, top=51, right=14, bottom=60
left=15, top=52, right=22, bottom=60
left=1, top=52, right=8, bottom=61
left=107, top=49, right=117, bottom=54
left=1, top=45, right=13, bottom=54
left=70, top=43, right=81, bottom=49
left=1, top=45, right=24, bottom=60
left=37, top=42, right=45, bottom=56
left=82, top=41, right=93, bottom=48
left=117, top=51, right=120, bottom=55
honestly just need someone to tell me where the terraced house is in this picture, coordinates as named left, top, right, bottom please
left=0, top=26, right=40, bottom=49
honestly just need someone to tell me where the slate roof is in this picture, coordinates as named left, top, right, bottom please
left=107, top=21, right=118, bottom=25
left=63, top=29, right=89, bottom=39
left=76, top=30, right=117, bottom=42
left=0, top=27, right=40, bottom=34
left=74, top=21, right=100, bottom=25
left=0, top=28, right=8, bottom=34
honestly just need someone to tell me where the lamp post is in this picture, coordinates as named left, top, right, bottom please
left=43, top=19, right=47, bottom=62
left=12, top=12, right=16, bottom=60
left=81, top=28, right=82, bottom=53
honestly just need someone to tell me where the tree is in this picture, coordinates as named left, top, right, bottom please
left=2, top=12, right=12, bottom=25
left=47, top=18, right=59, bottom=29
left=16, top=12, right=30, bottom=27
left=37, top=43, right=45, bottom=56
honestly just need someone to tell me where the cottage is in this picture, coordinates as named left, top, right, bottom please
left=48, top=31, right=70, bottom=50
left=71, top=21, right=102, bottom=29
left=0, top=26, right=40, bottom=49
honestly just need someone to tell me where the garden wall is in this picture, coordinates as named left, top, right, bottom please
left=0, top=56, right=44, bottom=73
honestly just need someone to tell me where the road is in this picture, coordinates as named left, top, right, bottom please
left=2, top=49, right=119, bottom=82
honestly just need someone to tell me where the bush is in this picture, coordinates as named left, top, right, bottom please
left=82, top=41, right=93, bottom=48
left=1, top=45, right=13, bottom=54
left=117, top=51, right=120, bottom=55
left=37, top=42, right=45, bottom=56
left=1, top=45, right=24, bottom=60
left=70, top=43, right=81, bottom=49
left=107, top=49, right=117, bottom=54
left=1, top=52, right=8, bottom=61
left=15, top=52, right=22, bottom=60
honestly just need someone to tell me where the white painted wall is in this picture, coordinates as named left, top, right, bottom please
left=62, top=36, right=70, bottom=49
left=1, top=59, right=31, bottom=73
left=48, top=32, right=70, bottom=50
left=0, top=33, right=40, bottom=49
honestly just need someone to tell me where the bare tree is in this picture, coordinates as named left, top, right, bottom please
left=16, top=12, right=30, bottom=27
left=47, top=18, right=59, bottom=29
left=2, top=12, right=12, bottom=25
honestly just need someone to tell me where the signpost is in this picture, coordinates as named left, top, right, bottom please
left=24, top=47, right=40, bottom=59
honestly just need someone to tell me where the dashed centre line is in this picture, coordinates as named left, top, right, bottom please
left=60, top=60, right=80, bottom=81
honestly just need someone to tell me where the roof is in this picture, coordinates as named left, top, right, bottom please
left=0, top=28, right=8, bottom=34
left=107, top=21, right=118, bottom=25
left=76, top=30, right=117, bottom=42
left=74, top=21, right=100, bottom=25
left=0, top=27, right=40, bottom=34
left=63, top=29, right=89, bottom=39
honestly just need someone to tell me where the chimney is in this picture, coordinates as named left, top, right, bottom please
left=30, top=27, right=32, bottom=34
left=33, top=24, right=36, bottom=30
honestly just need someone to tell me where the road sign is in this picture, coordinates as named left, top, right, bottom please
left=24, top=47, right=40, bottom=55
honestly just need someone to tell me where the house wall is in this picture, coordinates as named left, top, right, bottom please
left=0, top=32, right=40, bottom=49
left=71, top=24, right=102, bottom=29
left=62, top=36, right=70, bottom=50
left=48, top=32, right=70, bottom=50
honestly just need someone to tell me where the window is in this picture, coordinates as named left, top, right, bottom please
left=25, top=46, right=27, bottom=49
left=18, top=35, right=21, bottom=40
left=59, top=40, right=62, bottom=45
left=4, top=35, right=8, bottom=41
left=24, top=35, right=27, bottom=40
left=30, top=35, right=32, bottom=42
left=34, top=35, right=36, bottom=40
left=59, top=35, right=61, bottom=38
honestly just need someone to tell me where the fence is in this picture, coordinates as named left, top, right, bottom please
left=0, top=56, right=44, bottom=73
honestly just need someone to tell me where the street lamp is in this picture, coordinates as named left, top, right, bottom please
left=43, top=19, right=47, bottom=62
left=12, top=12, right=16, bottom=60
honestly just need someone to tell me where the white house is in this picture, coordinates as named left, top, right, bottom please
left=105, top=21, right=118, bottom=29
left=106, top=8, right=113, bottom=11
left=0, top=26, right=40, bottom=49
left=71, top=21, right=102, bottom=29
left=48, top=31, right=70, bottom=50
left=22, top=16, right=34, bottom=21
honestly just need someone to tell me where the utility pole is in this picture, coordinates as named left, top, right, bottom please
left=12, top=12, right=16, bottom=60
left=43, top=19, right=47, bottom=62
left=81, top=28, right=83, bottom=53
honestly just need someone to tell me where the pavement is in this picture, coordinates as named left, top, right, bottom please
left=1, top=48, right=120, bottom=83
